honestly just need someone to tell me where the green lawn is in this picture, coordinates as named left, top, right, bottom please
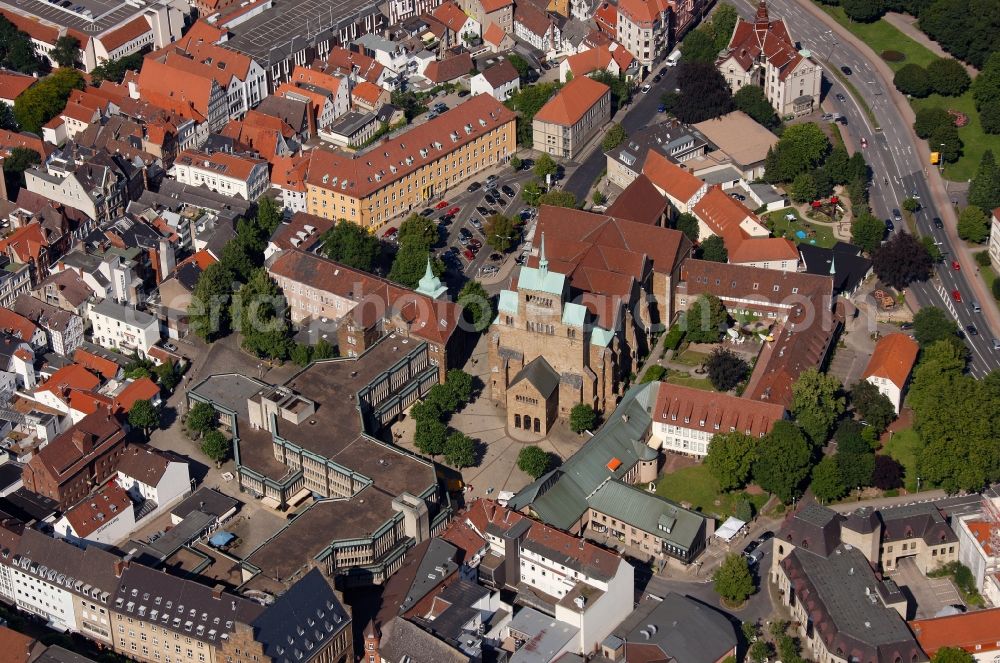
left=910, top=93, right=1000, bottom=181
left=673, top=349, right=710, bottom=366
left=664, top=371, right=716, bottom=391
left=764, top=210, right=837, bottom=249
left=820, top=7, right=938, bottom=71
left=655, top=464, right=769, bottom=518
left=981, top=264, right=998, bottom=297
left=883, top=427, right=924, bottom=492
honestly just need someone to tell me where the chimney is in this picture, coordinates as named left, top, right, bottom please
left=114, top=559, right=129, bottom=577
left=212, top=584, right=225, bottom=600
left=72, top=430, right=94, bottom=453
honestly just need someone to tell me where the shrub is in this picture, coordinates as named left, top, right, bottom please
left=975, top=250, right=992, bottom=266
left=881, top=50, right=905, bottom=62
left=663, top=325, right=685, bottom=351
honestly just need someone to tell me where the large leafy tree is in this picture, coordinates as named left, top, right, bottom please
left=507, top=82, right=562, bottom=144
left=187, top=402, right=218, bottom=439
left=698, top=235, right=728, bottom=262
left=569, top=403, right=597, bottom=433
left=590, top=71, right=633, bottom=113
left=705, top=348, right=749, bottom=391
left=231, top=268, right=292, bottom=360
left=517, top=445, right=552, bottom=479
left=683, top=294, right=728, bottom=343
left=0, top=16, right=46, bottom=74
left=913, top=306, right=959, bottom=347
left=842, top=0, right=885, bottom=21
left=837, top=451, right=875, bottom=490
left=415, top=418, right=448, bottom=457
left=932, top=648, right=976, bottom=663
left=894, top=63, right=931, bottom=97
left=601, top=122, right=628, bottom=151
left=734, top=85, right=780, bottom=129
left=189, top=262, right=234, bottom=341
left=921, top=0, right=997, bottom=69
left=484, top=214, right=520, bottom=252
left=388, top=214, right=444, bottom=288
left=458, top=280, right=493, bottom=331
left=851, top=213, right=886, bottom=254
left=201, top=430, right=231, bottom=464
left=872, top=232, right=932, bottom=289
left=968, top=150, right=1000, bottom=211
left=50, top=36, right=80, bottom=68
left=753, top=421, right=813, bottom=502
left=764, top=123, right=831, bottom=183
left=671, top=61, right=734, bottom=123
left=913, top=107, right=953, bottom=139
left=534, top=153, right=558, bottom=179
left=705, top=431, right=758, bottom=491
left=872, top=455, right=904, bottom=490
left=14, top=68, right=85, bottom=133
left=674, top=212, right=699, bottom=243
left=927, top=58, right=971, bottom=96
left=713, top=553, right=755, bottom=604
left=2, top=146, right=40, bottom=197
left=0, top=102, right=16, bottom=131
left=128, top=399, right=161, bottom=439
left=90, top=52, right=144, bottom=84
left=537, top=190, right=577, bottom=208
left=791, top=368, right=845, bottom=446
left=679, top=28, right=719, bottom=63
left=321, top=219, right=380, bottom=271
left=930, top=122, right=963, bottom=162
left=811, top=456, right=847, bottom=502
left=444, top=431, right=476, bottom=468
left=850, top=380, right=897, bottom=434
left=957, top=205, right=989, bottom=243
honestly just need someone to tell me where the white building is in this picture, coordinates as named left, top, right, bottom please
left=615, top=0, right=668, bottom=69
left=0, top=338, right=36, bottom=393
left=989, top=208, right=1000, bottom=275
left=861, top=333, right=919, bottom=414
left=88, top=299, right=161, bottom=359
left=649, top=382, right=785, bottom=457
left=955, top=499, right=1000, bottom=607
left=14, top=296, right=85, bottom=357
left=171, top=149, right=270, bottom=201
left=470, top=61, right=520, bottom=102
left=54, top=481, right=136, bottom=548
left=115, top=445, right=190, bottom=510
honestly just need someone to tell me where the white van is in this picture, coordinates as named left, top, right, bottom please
left=666, top=49, right=682, bottom=66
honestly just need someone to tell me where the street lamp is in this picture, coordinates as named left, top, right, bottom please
left=917, top=476, right=922, bottom=492
left=939, top=143, right=946, bottom=173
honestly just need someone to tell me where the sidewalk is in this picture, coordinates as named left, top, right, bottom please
left=826, top=489, right=948, bottom=513
left=792, top=0, right=1000, bottom=338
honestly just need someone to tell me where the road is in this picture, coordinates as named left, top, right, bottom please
left=564, top=67, right=681, bottom=201
left=726, top=0, right=1000, bottom=376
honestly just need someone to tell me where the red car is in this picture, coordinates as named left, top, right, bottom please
left=383, top=227, right=398, bottom=240
left=464, top=249, right=475, bottom=260
left=952, top=290, right=962, bottom=302
left=951, top=260, right=961, bottom=271
left=448, top=206, right=460, bottom=215
left=435, top=200, right=449, bottom=209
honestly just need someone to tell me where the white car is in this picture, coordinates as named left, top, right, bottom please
left=641, top=84, right=651, bottom=93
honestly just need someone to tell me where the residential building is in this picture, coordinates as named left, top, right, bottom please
left=270, top=154, right=310, bottom=213
left=604, top=174, right=670, bottom=227
left=862, top=333, right=919, bottom=414
left=693, top=187, right=800, bottom=271
left=560, top=42, right=638, bottom=82
left=716, top=1, right=822, bottom=117
left=605, top=121, right=710, bottom=189
left=115, top=444, right=190, bottom=509
left=514, top=2, right=561, bottom=53
left=482, top=22, right=515, bottom=52
left=433, top=1, right=482, bottom=40
left=955, top=497, right=1000, bottom=606
left=771, top=503, right=926, bottom=663
left=14, top=296, right=84, bottom=356
left=24, top=150, right=139, bottom=226
left=470, top=61, right=521, bottom=102
left=989, top=208, right=1000, bottom=274
left=650, top=383, right=785, bottom=456
left=275, top=68, right=350, bottom=133
left=54, top=480, right=136, bottom=547
left=877, top=503, right=959, bottom=573
left=422, top=52, right=474, bottom=85
left=352, top=81, right=390, bottom=112
left=692, top=111, right=779, bottom=180
left=264, top=212, right=336, bottom=259
left=642, top=150, right=708, bottom=215
left=911, top=609, right=1000, bottom=663
left=386, top=0, right=445, bottom=25
left=171, top=150, right=269, bottom=202
left=447, top=500, right=635, bottom=654
left=30, top=362, right=101, bottom=416
left=458, top=0, right=514, bottom=36
left=508, top=382, right=710, bottom=565
left=615, top=0, right=669, bottom=69
left=267, top=249, right=464, bottom=377
left=21, top=409, right=126, bottom=509
left=533, top=76, right=611, bottom=159
left=600, top=593, right=737, bottom=663
left=88, top=299, right=160, bottom=359
left=305, top=94, right=515, bottom=229
left=0, top=256, right=32, bottom=311
left=323, top=111, right=380, bottom=148
left=0, top=335, right=35, bottom=393
left=0, top=307, right=45, bottom=349
left=369, top=615, right=470, bottom=663
left=0, top=69, right=36, bottom=106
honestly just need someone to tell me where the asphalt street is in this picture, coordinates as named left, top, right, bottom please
left=727, top=0, right=1000, bottom=375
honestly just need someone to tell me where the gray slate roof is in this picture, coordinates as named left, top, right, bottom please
left=379, top=615, right=470, bottom=663
left=615, top=593, right=736, bottom=663
left=510, top=356, right=559, bottom=399
left=587, top=481, right=706, bottom=554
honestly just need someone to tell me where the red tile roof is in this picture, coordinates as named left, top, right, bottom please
left=270, top=154, right=309, bottom=192
left=432, top=1, right=471, bottom=32
left=594, top=2, right=618, bottom=33
left=352, top=80, right=385, bottom=106
left=534, top=75, right=610, bottom=126
left=481, top=60, right=519, bottom=88
left=617, top=0, right=668, bottom=26
left=910, top=609, right=1000, bottom=657
left=176, top=249, right=218, bottom=271
left=653, top=382, right=785, bottom=438
left=862, top=333, right=918, bottom=389
left=0, top=69, right=35, bottom=102
left=0, top=129, right=50, bottom=160
left=319, top=47, right=384, bottom=84
left=175, top=149, right=266, bottom=181
left=720, top=5, right=803, bottom=82
left=289, top=65, right=344, bottom=96
left=268, top=211, right=335, bottom=252
left=29, top=408, right=124, bottom=485
left=0, top=8, right=58, bottom=44
left=64, top=480, right=132, bottom=537
left=68, top=389, right=115, bottom=416
left=113, top=377, right=160, bottom=413
left=0, top=625, right=40, bottom=663
left=0, top=307, right=38, bottom=342
left=72, top=347, right=120, bottom=381
left=423, top=52, right=473, bottom=84
left=99, top=16, right=151, bottom=53
left=604, top=174, right=667, bottom=226
left=37, top=363, right=101, bottom=399
left=728, top=237, right=799, bottom=264
left=643, top=150, right=704, bottom=202
left=483, top=22, right=508, bottom=47
left=480, top=0, right=513, bottom=11
left=963, top=519, right=996, bottom=556
left=137, top=58, right=215, bottom=121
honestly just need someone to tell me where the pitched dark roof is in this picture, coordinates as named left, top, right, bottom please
left=617, top=593, right=736, bottom=663
left=605, top=174, right=668, bottom=226
left=509, top=355, right=559, bottom=399
left=250, top=568, right=350, bottom=660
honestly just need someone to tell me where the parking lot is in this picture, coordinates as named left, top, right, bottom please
left=890, top=557, right=963, bottom=619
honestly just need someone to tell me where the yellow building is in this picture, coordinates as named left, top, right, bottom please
left=306, top=93, right=516, bottom=229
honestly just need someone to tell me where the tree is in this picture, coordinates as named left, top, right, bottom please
left=811, top=456, right=847, bottom=502
left=957, top=205, right=989, bottom=243
left=932, top=648, right=976, bottom=663
left=927, top=58, right=971, bottom=96
left=903, top=197, right=921, bottom=213
left=733, top=85, right=780, bottom=129
left=930, top=122, right=962, bottom=163
left=842, top=0, right=885, bottom=21
left=521, top=181, right=542, bottom=206
left=791, top=368, right=845, bottom=446
left=894, top=63, right=931, bottom=97
left=671, top=61, right=734, bottom=123
left=201, top=430, right=230, bottom=464
left=674, top=212, right=699, bottom=242
left=189, top=262, right=233, bottom=341
left=601, top=122, right=627, bottom=151
left=735, top=496, right=754, bottom=523
left=507, top=53, right=532, bottom=81
left=444, top=431, right=476, bottom=468
left=713, top=553, right=755, bottom=605
left=534, top=152, right=558, bottom=179
left=50, top=36, right=80, bottom=68
left=507, top=82, right=561, bottom=144
left=389, top=241, right=444, bottom=289
left=2, top=146, right=39, bottom=197
left=14, top=68, right=85, bottom=134
left=154, top=361, right=179, bottom=391
left=321, top=219, right=381, bottom=271
left=764, top=123, right=830, bottom=183
left=709, top=4, right=739, bottom=51
left=446, top=369, right=474, bottom=404
left=789, top=172, right=820, bottom=203
left=914, top=306, right=959, bottom=346
left=705, top=431, right=758, bottom=491
left=851, top=213, right=887, bottom=254
left=752, top=421, right=812, bottom=502
left=641, top=364, right=666, bottom=383
left=128, top=399, right=160, bottom=438
left=425, top=382, right=460, bottom=414
left=851, top=380, right=896, bottom=433
left=968, top=150, right=1000, bottom=211
left=510, top=155, right=523, bottom=170
left=484, top=214, right=520, bottom=252
left=698, top=235, right=728, bottom=262
left=0, top=102, right=16, bottom=131
left=458, top=280, right=494, bottom=331
left=837, top=451, right=875, bottom=489
left=186, top=402, right=218, bottom=438
left=683, top=294, right=728, bottom=343
left=705, top=347, right=749, bottom=391
left=0, top=16, right=45, bottom=74
left=231, top=268, right=292, bottom=360
left=872, top=454, right=904, bottom=489
left=748, top=641, right=774, bottom=663
left=679, top=28, right=719, bottom=63
left=872, top=232, right=932, bottom=289
left=517, top=445, right=552, bottom=479
left=220, top=235, right=258, bottom=283
left=981, top=102, right=1000, bottom=135
left=415, top=418, right=448, bottom=457
left=537, top=190, right=577, bottom=208
left=913, top=107, right=952, bottom=139
left=569, top=403, right=597, bottom=433
left=90, top=52, right=144, bottom=84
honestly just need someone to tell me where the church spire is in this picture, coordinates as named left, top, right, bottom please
left=539, top=232, right=548, bottom=277
left=415, top=256, right=447, bottom=299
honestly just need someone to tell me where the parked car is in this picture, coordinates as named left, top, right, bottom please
left=464, top=248, right=475, bottom=260
left=467, top=182, right=481, bottom=192
left=457, top=90, right=470, bottom=97
left=836, top=93, right=846, bottom=102
left=383, top=227, right=399, bottom=241
left=484, top=193, right=498, bottom=205
left=477, top=205, right=491, bottom=216
left=641, top=84, right=651, bottom=93
left=436, top=200, right=450, bottom=209
left=892, top=208, right=902, bottom=221
left=489, top=252, right=502, bottom=261
left=486, top=174, right=499, bottom=185
left=653, top=74, right=662, bottom=83
left=860, top=137, right=868, bottom=148
left=420, top=208, right=434, bottom=217
left=657, top=105, right=667, bottom=113
left=729, top=192, right=746, bottom=202
left=756, top=531, right=774, bottom=543
left=933, top=216, right=944, bottom=229
left=821, top=113, right=834, bottom=121
left=840, top=65, right=853, bottom=75
left=993, top=338, right=1000, bottom=351
left=470, top=217, right=482, bottom=229
left=502, top=184, right=515, bottom=197
left=459, top=228, right=473, bottom=239
left=885, top=219, right=895, bottom=232
left=743, top=540, right=760, bottom=556
left=448, top=206, right=460, bottom=215
left=468, top=239, right=483, bottom=250
left=481, top=265, right=499, bottom=276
